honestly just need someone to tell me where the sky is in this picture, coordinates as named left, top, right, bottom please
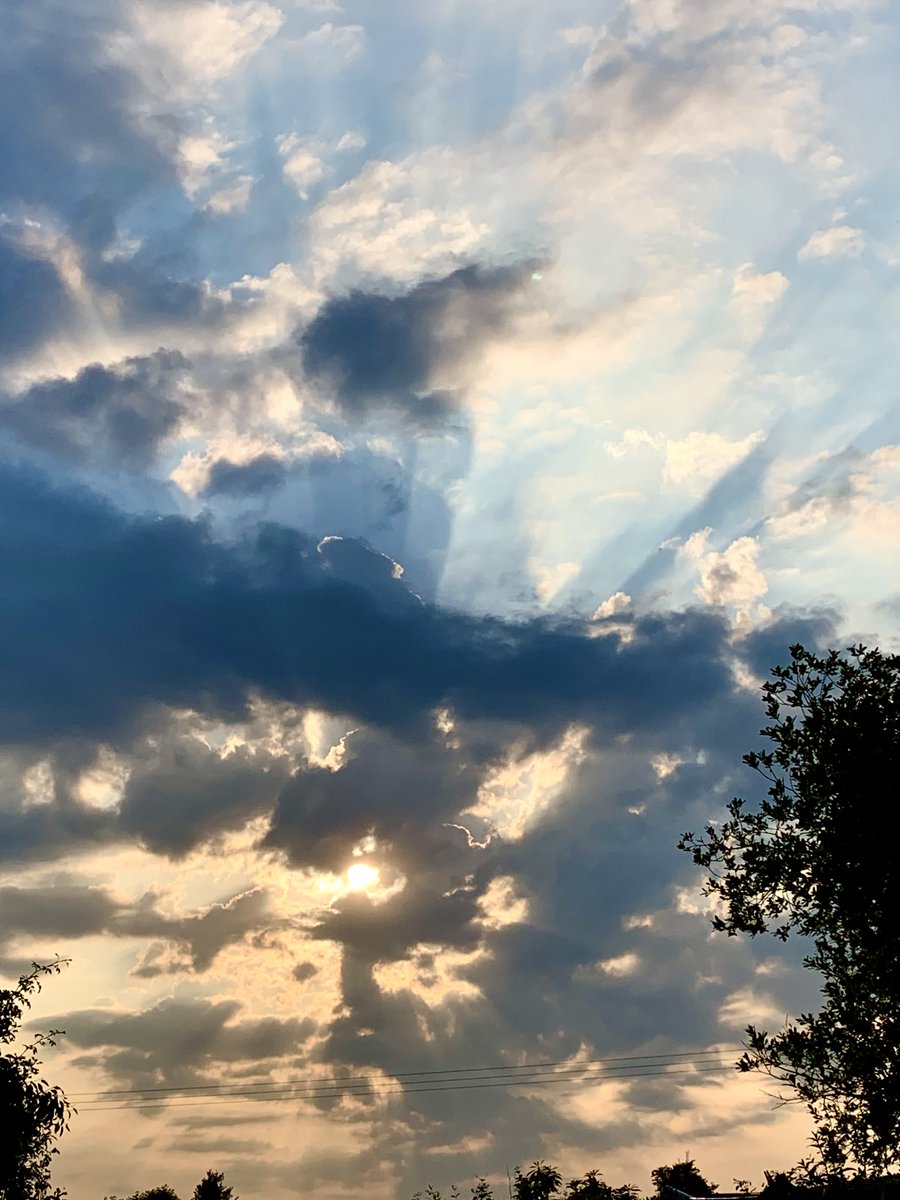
left=1, top=0, right=900, bottom=1196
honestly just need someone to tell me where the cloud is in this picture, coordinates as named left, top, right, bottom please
left=63, top=995, right=316, bottom=1090
left=307, top=154, right=493, bottom=283
left=0, top=0, right=254, bottom=345
left=767, top=445, right=900, bottom=545
left=797, top=224, right=866, bottom=260
left=129, top=888, right=278, bottom=974
left=602, top=428, right=765, bottom=497
left=92, top=253, right=228, bottom=329
left=663, top=432, right=764, bottom=494
left=202, top=454, right=289, bottom=497
left=118, top=737, right=289, bottom=858
left=0, top=350, right=189, bottom=467
left=0, top=1, right=172, bottom=223
left=292, top=961, right=318, bottom=982
left=127, top=0, right=284, bottom=92
left=300, top=262, right=539, bottom=426
left=0, top=883, right=118, bottom=940
left=262, top=723, right=485, bottom=877
left=0, top=881, right=279, bottom=975
left=731, top=265, right=789, bottom=307
left=0, top=461, right=738, bottom=751
left=205, top=174, right=255, bottom=215
left=0, top=234, right=69, bottom=361
left=729, top=265, right=789, bottom=339
left=0, top=778, right=118, bottom=868
left=681, top=531, right=769, bottom=628
left=278, top=135, right=328, bottom=198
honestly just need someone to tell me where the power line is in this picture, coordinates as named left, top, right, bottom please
left=77, top=1062, right=734, bottom=1114
left=70, top=1046, right=737, bottom=1101
left=75, top=1059, right=736, bottom=1114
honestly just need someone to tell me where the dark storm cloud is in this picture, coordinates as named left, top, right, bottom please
left=118, top=737, right=290, bottom=858
left=738, top=606, right=838, bottom=680
left=0, top=235, right=68, bottom=360
left=203, top=454, right=289, bottom=498
left=0, top=2, right=230, bottom=340
left=291, top=961, right=318, bottom=982
left=300, top=262, right=538, bottom=424
left=0, top=350, right=189, bottom=467
left=0, top=461, right=736, bottom=749
left=0, top=0, right=171, bottom=221
left=166, top=1134, right=272, bottom=1156
left=0, top=789, right=117, bottom=866
left=128, top=888, right=279, bottom=974
left=93, top=252, right=230, bottom=329
left=312, top=877, right=484, bottom=963
left=0, top=883, right=118, bottom=938
left=0, top=882, right=279, bottom=975
left=263, top=726, right=481, bottom=872
left=261, top=425, right=472, bottom=601
left=62, top=996, right=317, bottom=1089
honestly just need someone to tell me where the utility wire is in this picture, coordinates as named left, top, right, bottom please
left=75, top=1059, right=736, bottom=1114
left=70, top=1046, right=737, bottom=1102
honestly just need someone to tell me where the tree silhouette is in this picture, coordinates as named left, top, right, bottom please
left=565, top=1172, right=640, bottom=1199
left=650, top=1159, right=715, bottom=1197
left=515, top=1162, right=563, bottom=1200
left=680, top=644, right=900, bottom=1175
left=193, top=1172, right=235, bottom=1200
left=105, top=1188, right=181, bottom=1200
left=0, top=960, right=72, bottom=1200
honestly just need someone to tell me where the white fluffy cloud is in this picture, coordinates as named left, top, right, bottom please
left=664, top=431, right=764, bottom=493
left=798, top=223, right=866, bottom=260
left=682, top=531, right=770, bottom=629
left=128, top=0, right=283, bottom=89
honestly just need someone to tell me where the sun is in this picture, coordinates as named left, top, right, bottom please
left=345, top=862, right=380, bottom=892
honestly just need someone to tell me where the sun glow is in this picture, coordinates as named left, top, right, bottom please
left=345, top=862, right=380, bottom=891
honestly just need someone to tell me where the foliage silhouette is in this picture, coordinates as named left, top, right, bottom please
left=565, top=1171, right=641, bottom=1199
left=650, top=1159, right=716, bottom=1197
left=193, top=1172, right=235, bottom=1200
left=514, top=1162, right=564, bottom=1200
left=680, top=644, right=900, bottom=1175
left=105, top=1189, right=180, bottom=1200
left=0, top=960, right=73, bottom=1200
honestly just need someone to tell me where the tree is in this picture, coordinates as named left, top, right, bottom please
left=564, top=1171, right=640, bottom=1199
left=192, top=1174, right=235, bottom=1200
left=471, top=1181, right=494, bottom=1199
left=1, top=961, right=73, bottom=1200
left=514, top=1162, right=563, bottom=1200
left=650, top=1159, right=715, bottom=1197
left=679, top=644, right=900, bottom=1176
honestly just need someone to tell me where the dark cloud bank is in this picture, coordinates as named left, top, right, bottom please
left=0, top=350, right=189, bottom=467
left=1, top=461, right=829, bottom=1092
left=0, top=459, right=742, bottom=748
left=300, top=261, right=540, bottom=425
